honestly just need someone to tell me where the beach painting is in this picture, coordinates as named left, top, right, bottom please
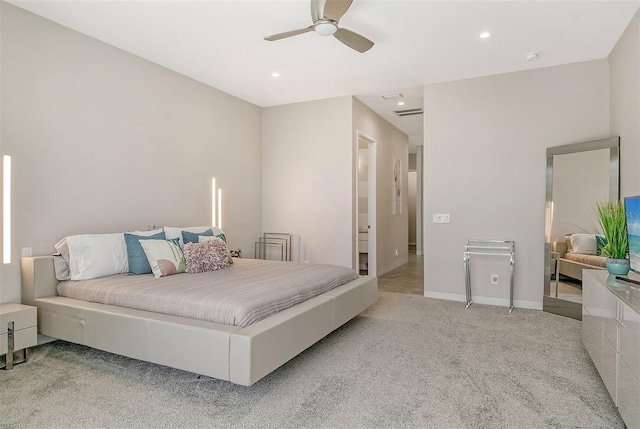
left=626, top=196, right=640, bottom=273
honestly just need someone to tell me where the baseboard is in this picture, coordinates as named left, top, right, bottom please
left=423, top=291, right=543, bottom=311
left=37, top=333, right=58, bottom=345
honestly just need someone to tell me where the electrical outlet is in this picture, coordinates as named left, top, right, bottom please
left=395, top=249, right=399, bottom=257
left=21, top=247, right=32, bottom=257
left=491, top=274, right=499, bottom=285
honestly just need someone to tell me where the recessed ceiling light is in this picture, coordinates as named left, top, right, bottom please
left=398, top=101, right=405, bottom=106
left=479, top=32, right=491, bottom=39
left=271, top=72, right=280, bottom=78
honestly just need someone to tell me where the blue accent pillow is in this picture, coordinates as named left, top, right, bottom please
left=596, top=235, right=608, bottom=256
left=182, top=229, right=228, bottom=244
left=182, top=229, right=213, bottom=244
left=125, top=231, right=166, bottom=274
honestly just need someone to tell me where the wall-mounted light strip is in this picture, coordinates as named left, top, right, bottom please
left=217, top=188, right=222, bottom=229
left=211, top=177, right=217, bottom=228
left=3, top=155, right=11, bottom=264
left=211, top=177, right=223, bottom=229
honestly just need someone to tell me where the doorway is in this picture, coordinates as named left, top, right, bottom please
left=356, top=132, right=376, bottom=277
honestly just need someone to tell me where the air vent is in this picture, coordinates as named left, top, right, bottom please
left=394, top=108, right=423, bottom=117
left=381, top=93, right=404, bottom=100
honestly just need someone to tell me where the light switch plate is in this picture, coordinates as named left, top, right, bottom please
left=432, top=214, right=450, bottom=223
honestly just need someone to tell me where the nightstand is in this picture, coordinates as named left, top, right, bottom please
left=0, top=303, right=37, bottom=370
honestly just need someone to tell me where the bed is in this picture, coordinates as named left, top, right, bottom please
left=21, top=243, right=377, bottom=386
left=554, top=233, right=607, bottom=282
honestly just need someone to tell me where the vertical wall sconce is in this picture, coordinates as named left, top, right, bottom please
left=3, top=155, right=11, bottom=264
left=211, top=177, right=217, bottom=228
left=217, top=188, right=222, bottom=229
left=211, top=178, right=223, bottom=229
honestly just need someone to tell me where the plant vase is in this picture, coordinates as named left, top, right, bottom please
left=605, top=258, right=630, bottom=276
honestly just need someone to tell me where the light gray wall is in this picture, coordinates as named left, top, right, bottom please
left=262, top=96, right=353, bottom=267
left=0, top=3, right=263, bottom=303
left=610, top=9, right=640, bottom=198
left=352, top=98, right=409, bottom=276
left=261, top=96, right=409, bottom=274
left=423, top=60, right=610, bottom=309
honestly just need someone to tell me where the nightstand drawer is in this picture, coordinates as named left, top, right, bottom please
left=14, top=326, right=37, bottom=350
left=0, top=304, right=37, bottom=333
left=0, top=326, right=37, bottom=356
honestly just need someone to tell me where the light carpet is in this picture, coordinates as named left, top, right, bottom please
left=0, top=292, right=624, bottom=428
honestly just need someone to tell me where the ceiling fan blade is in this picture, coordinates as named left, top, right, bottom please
left=323, top=0, right=353, bottom=21
left=264, top=26, right=314, bottom=42
left=333, top=28, right=374, bottom=53
left=311, top=0, right=322, bottom=23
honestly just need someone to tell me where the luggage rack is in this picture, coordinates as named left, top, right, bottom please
left=463, top=240, right=515, bottom=313
left=255, top=232, right=292, bottom=262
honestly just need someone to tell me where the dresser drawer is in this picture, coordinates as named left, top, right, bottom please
left=618, top=358, right=640, bottom=429
left=620, top=302, right=640, bottom=381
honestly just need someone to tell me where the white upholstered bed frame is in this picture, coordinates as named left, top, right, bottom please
left=21, top=256, right=377, bottom=386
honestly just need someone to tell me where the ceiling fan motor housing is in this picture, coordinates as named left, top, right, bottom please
left=315, top=19, right=338, bottom=36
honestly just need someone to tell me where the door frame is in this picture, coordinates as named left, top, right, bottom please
left=356, top=130, right=377, bottom=277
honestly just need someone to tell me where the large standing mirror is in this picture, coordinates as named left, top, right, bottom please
left=544, top=137, right=620, bottom=320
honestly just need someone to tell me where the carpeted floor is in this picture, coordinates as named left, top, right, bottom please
left=0, top=292, right=624, bottom=428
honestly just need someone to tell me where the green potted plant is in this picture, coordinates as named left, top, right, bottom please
left=596, top=200, right=630, bottom=275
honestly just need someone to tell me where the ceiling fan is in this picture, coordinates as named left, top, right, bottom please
left=264, top=0, right=374, bottom=53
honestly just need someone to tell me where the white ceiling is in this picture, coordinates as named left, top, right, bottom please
left=8, top=0, right=640, bottom=152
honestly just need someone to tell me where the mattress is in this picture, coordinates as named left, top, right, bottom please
left=563, top=252, right=607, bottom=268
left=56, top=258, right=358, bottom=327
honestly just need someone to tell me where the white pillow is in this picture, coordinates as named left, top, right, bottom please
left=140, top=239, right=186, bottom=278
left=132, top=228, right=165, bottom=237
left=568, top=233, right=597, bottom=255
left=54, top=237, right=72, bottom=281
left=52, top=254, right=71, bottom=281
left=54, top=228, right=162, bottom=281
left=67, top=233, right=129, bottom=280
left=164, top=226, right=225, bottom=247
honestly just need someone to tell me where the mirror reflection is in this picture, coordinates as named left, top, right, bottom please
left=544, top=137, right=619, bottom=319
left=550, top=149, right=609, bottom=303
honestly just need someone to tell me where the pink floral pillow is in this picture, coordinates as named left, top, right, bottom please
left=183, top=238, right=230, bottom=273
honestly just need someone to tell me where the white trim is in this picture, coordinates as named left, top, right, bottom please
left=423, top=291, right=543, bottom=311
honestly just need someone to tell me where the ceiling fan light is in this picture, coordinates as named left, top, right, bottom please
left=315, top=20, right=338, bottom=36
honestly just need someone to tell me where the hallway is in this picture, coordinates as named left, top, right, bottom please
left=377, top=247, right=423, bottom=295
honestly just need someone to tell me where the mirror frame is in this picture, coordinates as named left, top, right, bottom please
left=543, top=136, right=620, bottom=320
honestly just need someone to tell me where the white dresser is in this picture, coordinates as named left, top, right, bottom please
left=583, top=269, right=640, bottom=429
